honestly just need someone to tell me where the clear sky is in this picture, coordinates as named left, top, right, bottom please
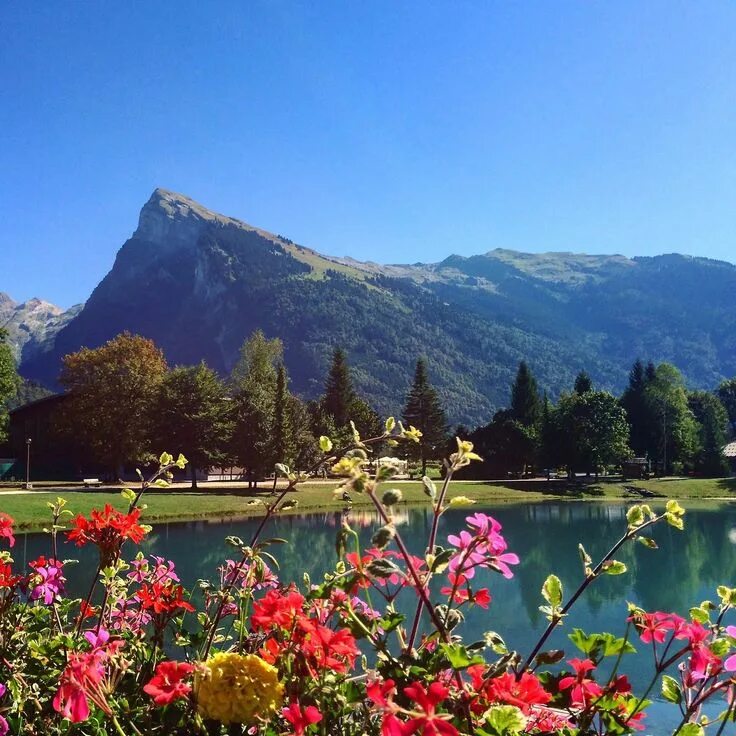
left=2, top=2, right=735, bottom=308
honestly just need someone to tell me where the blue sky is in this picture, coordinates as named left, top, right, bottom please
left=2, top=2, right=735, bottom=308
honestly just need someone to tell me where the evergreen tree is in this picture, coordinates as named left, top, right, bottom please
left=688, top=391, right=730, bottom=477
left=272, top=363, right=293, bottom=467
left=717, top=378, right=736, bottom=436
left=573, top=371, right=593, bottom=394
left=322, top=348, right=355, bottom=428
left=402, top=358, right=448, bottom=475
left=510, top=361, right=541, bottom=427
left=539, top=392, right=559, bottom=470
left=620, top=359, right=657, bottom=458
left=152, top=363, right=233, bottom=488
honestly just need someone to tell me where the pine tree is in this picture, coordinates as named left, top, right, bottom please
left=510, top=361, right=540, bottom=428
left=717, top=378, right=736, bottom=436
left=402, top=358, right=448, bottom=475
left=322, top=348, right=355, bottom=428
left=620, top=359, right=657, bottom=458
left=688, top=391, right=730, bottom=477
left=273, top=363, right=293, bottom=467
left=573, top=371, right=593, bottom=394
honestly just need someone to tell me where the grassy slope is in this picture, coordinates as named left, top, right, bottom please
left=2, top=477, right=734, bottom=531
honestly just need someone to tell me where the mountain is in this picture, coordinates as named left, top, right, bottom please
left=16, top=188, right=736, bottom=426
left=0, top=294, right=82, bottom=364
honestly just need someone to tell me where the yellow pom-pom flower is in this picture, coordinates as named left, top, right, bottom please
left=195, top=652, right=283, bottom=724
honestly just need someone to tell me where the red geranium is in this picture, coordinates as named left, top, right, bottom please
left=0, top=513, right=15, bottom=548
left=484, top=671, right=551, bottom=714
left=559, top=658, right=603, bottom=707
left=282, top=702, right=322, bottom=736
left=0, top=563, right=22, bottom=590
left=138, top=581, right=194, bottom=615
left=143, top=661, right=195, bottom=705
left=68, top=505, right=147, bottom=565
left=251, top=588, right=305, bottom=631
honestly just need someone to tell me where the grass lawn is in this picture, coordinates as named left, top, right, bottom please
left=1, top=476, right=734, bottom=531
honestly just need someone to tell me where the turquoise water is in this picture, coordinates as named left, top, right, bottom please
left=16, top=501, right=736, bottom=734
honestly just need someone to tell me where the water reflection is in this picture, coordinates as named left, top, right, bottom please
left=15, top=501, right=736, bottom=734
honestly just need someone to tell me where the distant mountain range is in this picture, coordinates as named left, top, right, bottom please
left=9, top=188, right=736, bottom=426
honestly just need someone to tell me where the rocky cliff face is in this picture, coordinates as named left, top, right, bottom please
left=0, top=294, right=81, bottom=364
left=13, top=189, right=736, bottom=425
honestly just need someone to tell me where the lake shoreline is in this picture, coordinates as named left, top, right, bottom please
left=3, top=477, right=735, bottom=532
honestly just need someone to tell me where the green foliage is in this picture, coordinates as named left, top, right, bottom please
left=717, top=377, right=736, bottom=435
left=510, top=360, right=541, bottom=427
left=0, top=328, right=19, bottom=443
left=151, top=363, right=233, bottom=487
left=402, top=358, right=449, bottom=474
left=556, top=390, right=631, bottom=475
left=322, top=347, right=355, bottom=428
left=688, top=390, right=730, bottom=477
left=58, top=332, right=168, bottom=472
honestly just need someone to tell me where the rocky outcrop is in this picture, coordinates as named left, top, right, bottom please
left=0, top=295, right=82, bottom=364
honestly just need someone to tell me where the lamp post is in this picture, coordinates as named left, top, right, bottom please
left=24, top=438, right=32, bottom=490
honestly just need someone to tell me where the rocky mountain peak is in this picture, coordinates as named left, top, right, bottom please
left=133, top=188, right=265, bottom=250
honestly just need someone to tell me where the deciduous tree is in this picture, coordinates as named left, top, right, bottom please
left=152, top=363, right=233, bottom=488
left=0, top=329, right=19, bottom=443
left=59, top=332, right=167, bottom=476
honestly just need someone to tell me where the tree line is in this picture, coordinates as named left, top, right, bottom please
left=2, top=327, right=735, bottom=482
left=457, top=360, right=736, bottom=479
left=14, top=331, right=445, bottom=485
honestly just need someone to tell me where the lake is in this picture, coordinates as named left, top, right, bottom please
left=15, top=500, right=736, bottom=734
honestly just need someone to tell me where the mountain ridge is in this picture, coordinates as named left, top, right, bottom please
left=11, top=189, right=736, bottom=425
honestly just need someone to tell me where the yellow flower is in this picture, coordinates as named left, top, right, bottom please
left=195, top=652, right=283, bottom=724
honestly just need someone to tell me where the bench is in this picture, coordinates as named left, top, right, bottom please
left=83, top=478, right=102, bottom=488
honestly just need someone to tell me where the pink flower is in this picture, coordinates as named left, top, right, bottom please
left=630, top=611, right=684, bottom=644
left=282, top=702, right=322, bottom=735
left=0, top=514, right=15, bottom=548
left=559, top=658, right=603, bottom=707
left=0, top=715, right=7, bottom=736
left=28, top=557, right=65, bottom=605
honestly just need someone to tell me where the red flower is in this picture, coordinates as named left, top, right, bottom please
left=367, top=678, right=396, bottom=708
left=251, top=588, right=305, bottom=631
left=0, top=514, right=15, bottom=548
left=143, top=661, right=194, bottom=705
left=400, top=682, right=458, bottom=736
left=282, top=702, right=322, bottom=735
left=299, top=622, right=359, bottom=674
left=138, top=581, right=194, bottom=615
left=67, top=505, right=147, bottom=565
left=485, top=672, right=551, bottom=714
left=0, top=563, right=22, bottom=590
left=559, top=658, right=603, bottom=707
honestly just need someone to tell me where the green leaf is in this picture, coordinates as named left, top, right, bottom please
left=637, top=536, right=658, bottom=549
left=439, top=642, right=485, bottom=669
left=602, top=560, right=627, bottom=575
left=626, top=504, right=645, bottom=528
left=385, top=416, right=396, bottom=432
left=120, top=488, right=136, bottom=502
left=661, top=674, right=682, bottom=704
left=274, top=463, right=290, bottom=477
left=689, top=606, right=710, bottom=624
left=159, top=451, right=173, bottom=466
left=381, top=488, right=402, bottom=506
left=484, top=705, right=526, bottom=734
left=319, top=435, right=333, bottom=453
left=665, top=512, right=684, bottom=530
left=422, top=475, right=437, bottom=500
left=678, top=724, right=704, bottom=736
left=541, top=574, right=563, bottom=608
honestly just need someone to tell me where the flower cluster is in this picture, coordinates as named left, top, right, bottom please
left=68, top=504, right=148, bottom=566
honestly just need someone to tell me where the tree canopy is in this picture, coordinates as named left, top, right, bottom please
left=58, top=332, right=168, bottom=474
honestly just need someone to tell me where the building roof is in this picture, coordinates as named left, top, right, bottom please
left=723, top=441, right=736, bottom=458
left=8, top=392, right=68, bottom=416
